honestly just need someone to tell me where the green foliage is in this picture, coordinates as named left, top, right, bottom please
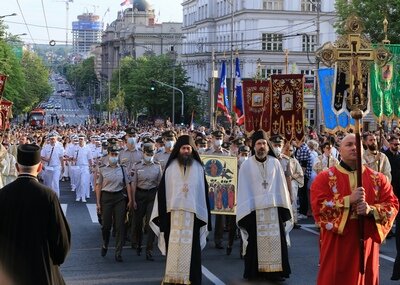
left=65, top=57, right=99, bottom=98
left=335, top=0, right=400, bottom=43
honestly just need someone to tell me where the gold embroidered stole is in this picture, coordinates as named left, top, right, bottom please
left=256, top=208, right=283, bottom=272
left=163, top=210, right=194, bottom=285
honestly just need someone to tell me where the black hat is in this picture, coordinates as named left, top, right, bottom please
left=17, top=144, right=41, bottom=166
left=221, top=141, right=231, bottom=150
left=101, top=141, right=109, bottom=148
left=195, top=138, right=207, bottom=146
left=211, top=130, right=224, bottom=138
left=143, top=144, right=156, bottom=155
left=107, top=145, right=121, bottom=153
left=107, top=137, right=118, bottom=145
left=142, top=137, right=155, bottom=145
left=162, top=130, right=177, bottom=139
left=125, top=127, right=138, bottom=135
left=155, top=137, right=164, bottom=144
left=251, top=130, right=269, bottom=147
left=270, top=134, right=285, bottom=145
left=239, top=145, right=250, bottom=153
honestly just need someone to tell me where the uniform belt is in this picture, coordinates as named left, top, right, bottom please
left=102, top=190, right=122, bottom=194
left=136, top=187, right=157, bottom=192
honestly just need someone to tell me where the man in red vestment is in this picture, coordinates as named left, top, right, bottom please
left=311, top=134, right=399, bottom=285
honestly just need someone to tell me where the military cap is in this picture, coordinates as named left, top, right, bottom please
left=155, top=137, right=164, bottom=144
left=194, top=131, right=205, bottom=140
left=107, top=144, right=121, bottom=153
left=125, top=127, right=138, bottom=135
left=232, top=137, right=245, bottom=146
left=239, top=145, right=250, bottom=154
left=17, top=144, right=41, bottom=166
left=141, top=137, right=155, bottom=145
left=195, top=138, right=207, bottom=146
left=107, top=137, right=118, bottom=145
left=72, top=135, right=79, bottom=141
left=270, top=134, right=285, bottom=144
left=162, top=130, right=177, bottom=139
left=211, top=130, right=224, bottom=138
left=78, top=133, right=86, bottom=139
left=143, top=143, right=156, bottom=155
left=117, top=131, right=126, bottom=139
left=101, top=141, right=109, bottom=147
left=48, top=131, right=59, bottom=138
left=221, top=141, right=231, bottom=150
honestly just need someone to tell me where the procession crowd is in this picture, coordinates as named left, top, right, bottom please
left=0, top=121, right=400, bottom=285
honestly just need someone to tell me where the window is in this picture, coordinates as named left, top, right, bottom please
left=263, top=0, right=283, bottom=10
left=305, top=109, right=315, bottom=126
left=262, top=33, right=283, bottom=51
left=261, top=68, right=282, bottom=78
left=300, top=69, right=314, bottom=76
left=301, top=0, right=317, bottom=12
left=302, top=34, right=317, bottom=52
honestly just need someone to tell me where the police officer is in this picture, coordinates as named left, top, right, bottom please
left=96, top=144, right=132, bottom=262
left=154, top=130, right=177, bottom=171
left=204, top=130, right=230, bottom=249
left=131, top=137, right=162, bottom=261
left=195, top=137, right=208, bottom=154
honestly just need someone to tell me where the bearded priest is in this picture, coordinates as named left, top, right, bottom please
left=150, top=135, right=211, bottom=285
left=236, top=129, right=293, bottom=282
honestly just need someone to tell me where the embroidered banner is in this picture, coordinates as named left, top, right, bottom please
left=0, top=74, right=7, bottom=97
left=242, top=79, right=271, bottom=134
left=270, top=74, right=305, bottom=143
left=200, top=155, right=238, bottom=215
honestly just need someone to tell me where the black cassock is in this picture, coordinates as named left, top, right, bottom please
left=0, top=175, right=71, bottom=285
left=238, top=207, right=291, bottom=281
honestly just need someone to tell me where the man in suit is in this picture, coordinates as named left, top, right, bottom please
left=0, top=144, right=71, bottom=285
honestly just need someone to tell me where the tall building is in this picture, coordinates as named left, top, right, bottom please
left=181, top=0, right=337, bottom=128
left=72, top=13, right=102, bottom=56
left=100, top=0, right=183, bottom=80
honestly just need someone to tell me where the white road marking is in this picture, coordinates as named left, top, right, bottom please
left=61, top=204, right=67, bottom=216
left=202, top=265, right=225, bottom=285
left=86, top=204, right=99, bottom=223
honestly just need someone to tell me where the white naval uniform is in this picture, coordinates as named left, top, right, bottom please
left=41, top=142, right=64, bottom=197
left=75, top=144, right=93, bottom=201
left=66, top=143, right=80, bottom=192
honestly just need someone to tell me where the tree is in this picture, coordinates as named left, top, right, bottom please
left=335, top=0, right=400, bottom=43
left=65, top=57, right=99, bottom=99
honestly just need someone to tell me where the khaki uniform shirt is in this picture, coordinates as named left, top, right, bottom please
left=154, top=151, right=171, bottom=171
left=119, top=148, right=143, bottom=173
left=204, top=147, right=230, bottom=157
left=97, top=164, right=131, bottom=193
left=131, top=160, right=162, bottom=190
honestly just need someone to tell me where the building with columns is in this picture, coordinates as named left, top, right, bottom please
left=181, top=0, right=337, bottom=128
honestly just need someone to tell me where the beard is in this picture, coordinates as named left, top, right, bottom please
left=255, top=148, right=267, bottom=159
left=367, top=144, right=378, bottom=151
left=178, top=153, right=194, bottom=166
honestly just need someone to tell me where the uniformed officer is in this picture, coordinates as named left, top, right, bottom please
left=270, top=134, right=293, bottom=201
left=231, top=137, right=245, bottom=156
left=195, top=137, right=208, bottom=154
left=131, top=137, right=162, bottom=261
left=221, top=141, right=232, bottom=155
left=154, top=130, right=177, bottom=171
left=96, top=144, right=132, bottom=262
left=40, top=131, right=65, bottom=197
left=204, top=130, right=230, bottom=249
left=66, top=135, right=79, bottom=192
left=74, top=134, right=93, bottom=202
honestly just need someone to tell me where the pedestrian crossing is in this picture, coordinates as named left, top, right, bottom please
left=61, top=203, right=99, bottom=223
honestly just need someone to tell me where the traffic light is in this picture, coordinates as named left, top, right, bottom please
left=150, top=80, right=156, bottom=91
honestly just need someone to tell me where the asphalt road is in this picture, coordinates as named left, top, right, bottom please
left=57, top=181, right=399, bottom=285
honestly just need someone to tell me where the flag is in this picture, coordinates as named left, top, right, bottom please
left=217, top=60, right=231, bottom=122
left=120, top=0, right=131, bottom=6
left=318, top=68, right=354, bottom=132
left=370, top=44, right=400, bottom=120
left=233, top=57, right=244, bottom=125
left=190, top=110, right=195, bottom=131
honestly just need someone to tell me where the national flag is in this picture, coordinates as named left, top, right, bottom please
left=120, top=0, right=131, bottom=6
left=217, top=60, right=231, bottom=122
left=233, top=57, right=244, bottom=125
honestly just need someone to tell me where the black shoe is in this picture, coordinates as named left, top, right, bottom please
left=136, top=247, right=142, bottom=256
left=101, top=246, right=108, bottom=257
left=226, top=246, right=232, bottom=255
left=293, top=223, right=302, bottom=229
left=115, top=255, right=123, bottom=262
left=391, top=275, right=400, bottom=281
left=146, top=251, right=154, bottom=261
left=215, top=244, right=224, bottom=249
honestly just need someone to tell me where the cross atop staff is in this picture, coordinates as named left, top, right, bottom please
left=316, top=15, right=391, bottom=275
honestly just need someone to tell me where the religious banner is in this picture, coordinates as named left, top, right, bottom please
left=0, top=74, right=8, bottom=97
left=241, top=79, right=271, bottom=134
left=370, top=44, right=400, bottom=120
left=200, top=155, right=237, bottom=215
left=270, top=74, right=305, bottom=143
left=0, top=98, right=13, bottom=130
left=318, top=68, right=354, bottom=132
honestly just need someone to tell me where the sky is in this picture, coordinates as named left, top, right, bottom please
left=2, top=0, right=183, bottom=45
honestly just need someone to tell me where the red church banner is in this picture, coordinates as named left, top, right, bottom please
left=242, top=79, right=271, bottom=134
left=270, top=74, right=305, bottom=143
left=0, top=75, right=7, bottom=96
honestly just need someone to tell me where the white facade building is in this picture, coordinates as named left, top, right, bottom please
left=181, top=0, right=337, bottom=128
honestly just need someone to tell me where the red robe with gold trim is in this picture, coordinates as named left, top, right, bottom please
left=311, top=165, right=399, bottom=285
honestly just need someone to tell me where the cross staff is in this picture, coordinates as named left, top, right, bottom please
left=316, top=15, right=391, bottom=275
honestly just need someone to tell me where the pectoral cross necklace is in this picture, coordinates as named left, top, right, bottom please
left=257, top=158, right=269, bottom=190
left=179, top=163, right=190, bottom=198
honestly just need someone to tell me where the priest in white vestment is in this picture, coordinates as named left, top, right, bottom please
left=150, top=135, right=211, bottom=285
left=236, top=129, right=293, bottom=281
